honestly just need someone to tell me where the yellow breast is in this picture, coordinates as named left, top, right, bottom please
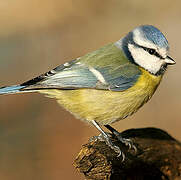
left=39, top=68, right=163, bottom=125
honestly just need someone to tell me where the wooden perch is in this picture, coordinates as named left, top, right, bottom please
left=73, top=128, right=181, bottom=180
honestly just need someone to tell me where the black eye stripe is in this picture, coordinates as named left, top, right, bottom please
left=142, top=47, right=164, bottom=59
left=155, top=51, right=164, bottom=59
left=131, top=41, right=164, bottom=59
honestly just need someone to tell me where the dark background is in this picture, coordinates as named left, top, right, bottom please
left=0, top=0, right=180, bottom=179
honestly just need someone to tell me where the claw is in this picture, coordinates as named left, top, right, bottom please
left=91, top=121, right=127, bottom=161
left=90, top=132, right=125, bottom=161
left=89, top=133, right=112, bottom=142
left=104, top=125, right=137, bottom=153
left=89, top=134, right=103, bottom=142
left=117, top=136, right=137, bottom=153
left=104, top=135, right=125, bottom=160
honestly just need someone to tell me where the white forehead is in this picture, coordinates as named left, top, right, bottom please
left=133, top=28, right=167, bottom=58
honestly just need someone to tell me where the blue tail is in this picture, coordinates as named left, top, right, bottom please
left=0, top=85, right=26, bottom=95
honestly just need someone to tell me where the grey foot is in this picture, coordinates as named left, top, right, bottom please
left=104, top=125, right=137, bottom=153
left=91, top=120, right=128, bottom=160
left=90, top=132, right=125, bottom=160
left=116, top=135, right=137, bottom=153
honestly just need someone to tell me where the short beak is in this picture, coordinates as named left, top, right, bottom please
left=165, top=56, right=176, bottom=65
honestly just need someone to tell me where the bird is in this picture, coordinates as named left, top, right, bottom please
left=0, top=25, right=175, bottom=159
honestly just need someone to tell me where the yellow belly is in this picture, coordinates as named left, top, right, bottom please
left=39, top=68, right=163, bottom=125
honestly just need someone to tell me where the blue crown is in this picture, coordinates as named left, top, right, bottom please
left=139, top=25, right=169, bottom=49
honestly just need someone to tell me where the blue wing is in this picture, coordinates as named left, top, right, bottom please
left=21, top=59, right=141, bottom=92
left=0, top=44, right=142, bottom=94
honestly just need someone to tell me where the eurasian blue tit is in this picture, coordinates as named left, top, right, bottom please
left=0, top=25, right=175, bottom=158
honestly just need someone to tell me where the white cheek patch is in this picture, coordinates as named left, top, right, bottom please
left=128, top=44, right=164, bottom=74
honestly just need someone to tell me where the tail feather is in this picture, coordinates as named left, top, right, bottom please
left=0, top=85, right=26, bottom=95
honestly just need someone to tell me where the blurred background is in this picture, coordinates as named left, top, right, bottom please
left=0, top=0, right=180, bottom=179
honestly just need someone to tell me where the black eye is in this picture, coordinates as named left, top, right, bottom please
left=148, top=49, right=155, bottom=55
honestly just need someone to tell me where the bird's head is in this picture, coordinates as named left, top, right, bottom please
left=116, top=25, right=175, bottom=75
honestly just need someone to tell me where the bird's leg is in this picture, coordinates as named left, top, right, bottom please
left=104, top=125, right=137, bottom=152
left=91, top=120, right=125, bottom=159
